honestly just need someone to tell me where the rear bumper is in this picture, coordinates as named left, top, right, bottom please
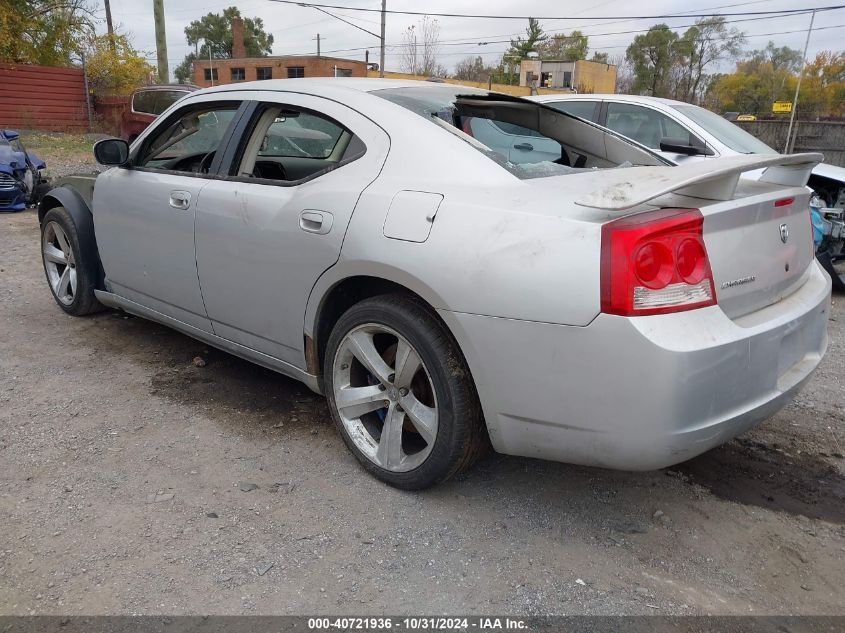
left=439, top=261, right=831, bottom=470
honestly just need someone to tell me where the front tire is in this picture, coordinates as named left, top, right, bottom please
left=41, top=207, right=103, bottom=315
left=324, top=295, right=487, bottom=489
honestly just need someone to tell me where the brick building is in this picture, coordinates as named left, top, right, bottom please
left=192, top=55, right=368, bottom=87
left=191, top=16, right=367, bottom=87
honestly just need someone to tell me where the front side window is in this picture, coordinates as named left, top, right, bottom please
left=231, top=67, right=246, bottom=81
left=256, top=67, right=272, bottom=80
left=288, top=66, right=305, bottom=78
left=235, top=104, right=362, bottom=183
left=203, top=68, right=218, bottom=82
left=606, top=102, right=693, bottom=149
left=137, top=103, right=239, bottom=174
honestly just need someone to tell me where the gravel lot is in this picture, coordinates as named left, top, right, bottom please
left=1, top=142, right=844, bottom=616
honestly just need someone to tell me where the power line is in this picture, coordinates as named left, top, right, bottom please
left=264, top=1, right=845, bottom=21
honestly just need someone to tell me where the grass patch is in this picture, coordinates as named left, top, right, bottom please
left=20, top=132, right=96, bottom=169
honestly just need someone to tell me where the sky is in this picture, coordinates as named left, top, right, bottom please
left=98, top=0, right=845, bottom=78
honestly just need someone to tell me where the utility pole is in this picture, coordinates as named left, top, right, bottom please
left=784, top=9, right=816, bottom=154
left=379, top=0, right=386, bottom=78
left=312, top=33, right=323, bottom=57
left=153, top=0, right=169, bottom=84
left=103, top=0, right=115, bottom=50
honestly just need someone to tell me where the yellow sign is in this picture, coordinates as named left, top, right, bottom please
left=773, top=101, right=793, bottom=113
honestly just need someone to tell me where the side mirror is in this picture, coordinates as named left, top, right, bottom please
left=93, top=138, right=130, bottom=166
left=3, top=129, right=20, bottom=141
left=659, top=137, right=714, bottom=156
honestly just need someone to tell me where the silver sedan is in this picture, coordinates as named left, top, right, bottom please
left=38, top=79, right=830, bottom=489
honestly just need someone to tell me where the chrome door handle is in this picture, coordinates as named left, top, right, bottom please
left=169, top=190, right=191, bottom=210
left=299, top=210, right=333, bottom=235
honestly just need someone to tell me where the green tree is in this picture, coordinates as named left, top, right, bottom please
left=626, top=24, right=679, bottom=97
left=674, top=17, right=746, bottom=102
left=506, top=17, right=546, bottom=60
left=175, top=7, right=273, bottom=82
left=85, top=32, right=154, bottom=95
left=537, top=31, right=588, bottom=61
left=0, top=0, right=94, bottom=66
left=590, top=51, right=609, bottom=64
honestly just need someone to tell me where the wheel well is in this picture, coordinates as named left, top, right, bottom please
left=38, top=194, right=63, bottom=224
left=312, top=276, right=417, bottom=374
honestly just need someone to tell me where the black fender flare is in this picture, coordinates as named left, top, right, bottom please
left=38, top=186, right=106, bottom=290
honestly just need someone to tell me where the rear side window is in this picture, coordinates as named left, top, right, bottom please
left=260, top=113, right=344, bottom=159
left=152, top=90, right=189, bottom=115
left=132, top=90, right=156, bottom=114
left=545, top=100, right=598, bottom=121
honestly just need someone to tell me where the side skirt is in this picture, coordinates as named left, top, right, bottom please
left=94, top=290, right=323, bottom=395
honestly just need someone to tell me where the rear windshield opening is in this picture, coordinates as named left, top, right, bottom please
left=374, top=85, right=664, bottom=179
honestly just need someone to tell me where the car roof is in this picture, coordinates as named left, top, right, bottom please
left=531, top=93, right=689, bottom=107
left=134, top=84, right=199, bottom=93
left=199, top=77, right=487, bottom=96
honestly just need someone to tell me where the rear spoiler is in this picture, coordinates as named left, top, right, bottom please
left=575, top=152, right=823, bottom=211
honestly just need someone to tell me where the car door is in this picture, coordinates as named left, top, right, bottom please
left=193, top=93, right=390, bottom=367
left=94, top=97, right=245, bottom=332
left=603, top=101, right=710, bottom=165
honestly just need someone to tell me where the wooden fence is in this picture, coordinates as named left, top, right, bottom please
left=0, top=63, right=90, bottom=132
left=737, top=120, right=845, bottom=167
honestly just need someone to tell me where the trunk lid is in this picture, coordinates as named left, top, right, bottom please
left=574, top=152, right=822, bottom=318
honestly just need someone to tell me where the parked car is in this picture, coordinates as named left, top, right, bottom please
left=528, top=93, right=845, bottom=288
left=0, top=129, right=47, bottom=211
left=38, top=79, right=830, bottom=489
left=528, top=93, right=845, bottom=209
left=120, top=84, right=198, bottom=143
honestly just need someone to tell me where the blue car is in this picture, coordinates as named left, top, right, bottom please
left=0, top=129, right=47, bottom=211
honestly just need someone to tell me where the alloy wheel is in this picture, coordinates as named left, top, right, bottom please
left=42, top=221, right=77, bottom=306
left=332, top=323, right=438, bottom=472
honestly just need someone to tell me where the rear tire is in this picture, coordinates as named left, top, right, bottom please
left=41, top=207, right=103, bottom=315
left=323, top=295, right=488, bottom=490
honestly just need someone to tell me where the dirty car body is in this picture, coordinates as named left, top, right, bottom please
left=40, top=79, right=830, bottom=485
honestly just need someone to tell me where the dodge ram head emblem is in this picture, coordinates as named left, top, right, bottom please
left=780, top=223, right=789, bottom=243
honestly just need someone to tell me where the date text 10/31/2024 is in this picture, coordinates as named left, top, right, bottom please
left=307, top=617, right=528, bottom=630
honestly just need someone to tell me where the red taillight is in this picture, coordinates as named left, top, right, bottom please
left=600, top=208, right=717, bottom=316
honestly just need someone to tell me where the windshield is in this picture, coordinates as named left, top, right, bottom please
left=374, top=85, right=646, bottom=179
left=671, top=104, right=775, bottom=154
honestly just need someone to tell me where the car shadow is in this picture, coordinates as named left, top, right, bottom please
left=93, top=309, right=845, bottom=524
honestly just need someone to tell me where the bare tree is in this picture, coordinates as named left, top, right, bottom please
left=399, top=16, right=441, bottom=76
left=610, top=53, right=634, bottom=94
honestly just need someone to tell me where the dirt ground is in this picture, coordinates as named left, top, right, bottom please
left=1, top=203, right=844, bottom=616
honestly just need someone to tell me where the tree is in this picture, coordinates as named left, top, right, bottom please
left=175, top=7, right=273, bottom=82
left=399, top=16, right=441, bottom=76
left=610, top=53, right=634, bottom=93
left=626, top=24, right=679, bottom=97
left=0, top=0, right=95, bottom=66
left=506, top=17, right=546, bottom=60
left=85, top=32, right=154, bottom=95
left=453, top=56, right=495, bottom=82
left=674, top=17, right=745, bottom=102
left=590, top=51, right=609, bottom=64
left=537, top=31, right=588, bottom=61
